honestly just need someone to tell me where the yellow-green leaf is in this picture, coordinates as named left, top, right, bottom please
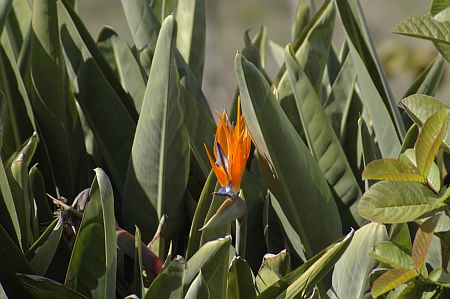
left=362, top=159, right=424, bottom=182
left=372, top=268, right=418, bottom=298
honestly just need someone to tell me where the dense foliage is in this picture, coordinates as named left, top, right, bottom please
left=1, top=0, right=450, bottom=298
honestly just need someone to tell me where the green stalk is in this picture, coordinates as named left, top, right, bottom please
left=235, top=194, right=247, bottom=257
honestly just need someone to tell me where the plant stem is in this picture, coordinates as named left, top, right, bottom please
left=235, top=195, right=247, bottom=257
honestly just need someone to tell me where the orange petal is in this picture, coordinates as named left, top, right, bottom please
left=204, top=143, right=229, bottom=186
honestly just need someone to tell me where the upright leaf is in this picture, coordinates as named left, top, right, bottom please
left=31, top=0, right=87, bottom=198
left=227, top=257, right=256, bottom=299
left=285, top=46, right=361, bottom=225
left=185, top=272, right=209, bottom=299
left=235, top=53, right=342, bottom=260
left=144, top=257, right=185, bottom=299
left=255, top=251, right=291, bottom=294
left=122, top=15, right=190, bottom=243
left=65, top=169, right=116, bottom=299
left=176, top=0, right=205, bottom=81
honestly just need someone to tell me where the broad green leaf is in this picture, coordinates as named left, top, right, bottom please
left=176, top=0, right=205, bottom=81
left=264, top=230, right=354, bottom=299
left=235, top=53, right=342, bottom=260
left=144, top=257, right=185, bottom=299
left=394, top=15, right=450, bottom=44
left=370, top=241, right=414, bottom=269
left=323, top=54, right=356, bottom=139
left=122, top=15, right=189, bottom=243
left=29, top=165, right=53, bottom=226
left=227, top=257, right=256, bottom=299
left=269, top=40, right=284, bottom=69
left=285, top=46, right=361, bottom=223
left=432, top=0, right=450, bottom=22
left=27, top=217, right=63, bottom=275
left=390, top=223, right=412, bottom=253
left=97, top=27, right=146, bottom=113
left=200, top=196, right=245, bottom=231
left=252, top=26, right=267, bottom=68
left=121, top=0, right=160, bottom=51
left=362, top=159, right=424, bottom=182
left=403, top=55, right=445, bottom=98
left=412, top=215, right=440, bottom=269
left=358, top=181, right=445, bottom=223
left=18, top=274, right=88, bottom=299
left=65, top=169, right=116, bottom=299
left=415, top=109, right=448, bottom=177
left=185, top=272, right=209, bottom=299
left=57, top=0, right=136, bottom=197
left=400, top=149, right=441, bottom=193
left=400, top=124, right=419, bottom=154
left=359, top=116, right=380, bottom=175
left=401, top=94, right=450, bottom=151
left=332, top=223, right=388, bottom=299
left=0, top=224, right=32, bottom=298
left=336, top=0, right=405, bottom=139
left=186, top=236, right=231, bottom=299
left=6, top=0, right=31, bottom=56
left=255, top=250, right=291, bottom=294
left=186, top=171, right=217, bottom=259
left=372, top=268, right=418, bottom=298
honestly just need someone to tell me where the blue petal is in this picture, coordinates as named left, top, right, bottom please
left=214, top=185, right=235, bottom=197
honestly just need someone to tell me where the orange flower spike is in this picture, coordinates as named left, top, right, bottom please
left=204, top=100, right=251, bottom=196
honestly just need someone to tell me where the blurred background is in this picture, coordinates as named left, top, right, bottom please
left=77, top=0, right=444, bottom=112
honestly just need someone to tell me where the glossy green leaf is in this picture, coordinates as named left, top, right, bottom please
left=185, top=272, right=209, bottom=299
left=18, top=274, right=88, bottom=299
left=122, top=15, right=189, bottom=242
left=0, top=0, right=11, bottom=34
left=235, top=53, right=341, bottom=259
left=415, top=109, right=448, bottom=177
left=186, top=236, right=231, bottom=299
left=176, top=0, right=205, bottom=81
left=269, top=40, right=284, bottom=69
left=400, top=149, right=441, bottom=193
left=186, top=171, right=217, bottom=259
left=285, top=46, right=361, bottom=224
left=260, top=230, right=354, bottom=299
left=6, top=0, right=31, bottom=56
left=199, top=189, right=231, bottom=246
left=394, top=15, right=450, bottom=44
left=31, top=0, right=88, bottom=199
left=144, top=257, right=185, bottom=299
left=291, top=0, right=313, bottom=41
left=359, top=181, right=445, bottom=223
left=362, top=159, right=424, bottom=182
left=227, top=257, right=256, bottom=299
left=370, top=241, right=414, bottom=269
left=65, top=169, right=116, bottom=299
left=27, top=217, right=63, bottom=275
left=336, top=0, right=405, bottom=140
left=332, top=223, right=388, bottom=299
left=121, top=0, right=160, bottom=51
left=57, top=0, right=136, bottom=196
left=372, top=268, right=418, bottom=298
left=255, top=250, right=290, bottom=295
left=412, top=215, right=440, bottom=269
left=97, top=27, right=146, bottom=113
left=200, top=196, right=245, bottom=231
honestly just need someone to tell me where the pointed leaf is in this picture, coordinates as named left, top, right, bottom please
left=359, top=181, right=445, bottom=223
left=200, top=196, right=246, bottom=231
left=372, top=268, right=418, bottom=298
left=255, top=251, right=290, bottom=295
left=235, top=53, right=341, bottom=259
left=285, top=46, right=361, bottom=221
left=370, top=241, right=414, bottom=269
left=65, top=169, right=116, bottom=299
left=412, top=215, right=440, bottom=269
left=185, top=272, right=209, bottom=299
left=415, top=109, right=448, bottom=177
left=122, top=15, right=190, bottom=242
